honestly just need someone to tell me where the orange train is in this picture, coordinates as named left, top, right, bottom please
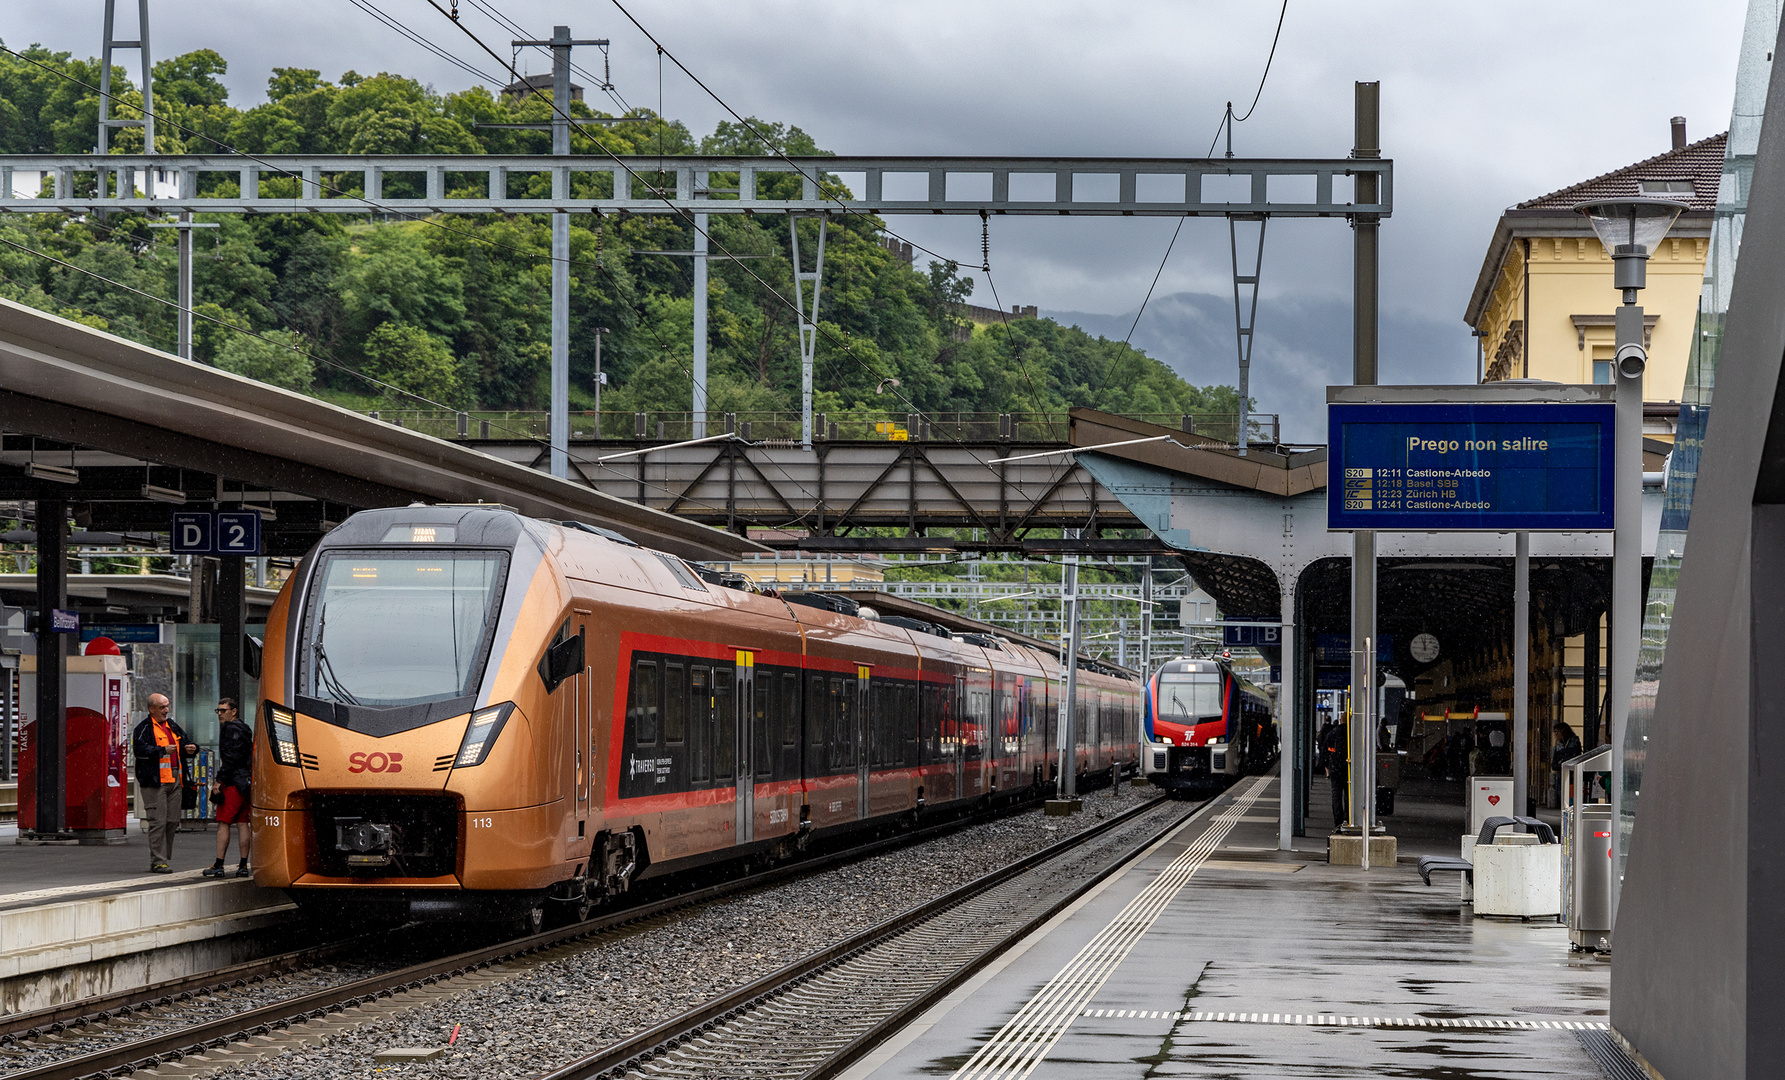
left=252, top=506, right=1140, bottom=924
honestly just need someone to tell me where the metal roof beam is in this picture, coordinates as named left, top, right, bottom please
left=0, top=154, right=1392, bottom=218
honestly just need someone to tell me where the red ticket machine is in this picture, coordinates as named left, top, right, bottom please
left=18, top=650, right=132, bottom=839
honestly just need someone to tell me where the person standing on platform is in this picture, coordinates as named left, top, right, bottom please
left=1319, top=716, right=1348, bottom=830
left=204, top=698, right=253, bottom=878
left=1552, top=722, right=1582, bottom=807
left=131, top=693, right=196, bottom=873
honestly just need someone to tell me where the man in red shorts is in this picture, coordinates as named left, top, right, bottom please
left=203, top=697, right=253, bottom=878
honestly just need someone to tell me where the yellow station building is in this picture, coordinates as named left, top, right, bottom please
left=1464, top=119, right=1724, bottom=442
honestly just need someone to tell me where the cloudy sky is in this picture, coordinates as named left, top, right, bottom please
left=2, top=1, right=1757, bottom=435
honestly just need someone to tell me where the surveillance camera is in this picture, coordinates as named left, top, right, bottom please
left=1615, top=342, right=1647, bottom=380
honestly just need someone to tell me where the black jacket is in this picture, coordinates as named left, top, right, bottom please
left=1318, top=722, right=1348, bottom=781
left=218, top=718, right=253, bottom=791
left=131, top=716, right=194, bottom=789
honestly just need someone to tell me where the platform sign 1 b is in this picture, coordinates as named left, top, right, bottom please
left=1327, top=402, right=1616, bottom=532
left=1222, top=619, right=1281, bottom=648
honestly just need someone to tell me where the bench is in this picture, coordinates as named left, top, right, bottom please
left=1416, top=815, right=1556, bottom=887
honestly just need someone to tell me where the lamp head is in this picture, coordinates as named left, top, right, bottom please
left=1574, top=198, right=1688, bottom=302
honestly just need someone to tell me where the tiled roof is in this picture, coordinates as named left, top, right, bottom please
left=1516, top=132, right=1727, bottom=212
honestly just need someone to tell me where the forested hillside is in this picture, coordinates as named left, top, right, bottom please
left=0, top=44, right=1243, bottom=422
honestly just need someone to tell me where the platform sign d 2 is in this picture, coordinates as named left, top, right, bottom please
left=214, top=511, right=262, bottom=555
left=1327, top=402, right=1616, bottom=532
left=170, top=511, right=263, bottom=555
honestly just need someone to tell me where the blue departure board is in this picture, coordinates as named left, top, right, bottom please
left=1327, top=402, right=1615, bottom=531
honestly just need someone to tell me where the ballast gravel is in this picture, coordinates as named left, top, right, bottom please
left=198, top=784, right=1160, bottom=1080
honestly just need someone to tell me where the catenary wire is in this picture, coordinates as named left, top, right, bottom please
left=3, top=39, right=1054, bottom=528
left=1205, top=0, right=1291, bottom=157
left=602, top=0, right=977, bottom=271
left=424, top=3, right=1060, bottom=501
left=1084, top=214, right=1188, bottom=401
left=0, top=46, right=855, bottom=530
left=0, top=231, right=746, bottom=518
left=346, top=0, right=501, bottom=84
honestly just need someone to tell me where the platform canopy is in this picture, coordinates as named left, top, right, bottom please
left=0, top=297, right=759, bottom=562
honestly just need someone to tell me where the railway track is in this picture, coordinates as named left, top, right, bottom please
left=1, top=786, right=1161, bottom=1080
left=538, top=793, right=1204, bottom=1080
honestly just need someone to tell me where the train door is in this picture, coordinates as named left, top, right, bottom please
left=735, top=651, right=754, bottom=842
left=574, top=611, right=592, bottom=846
left=856, top=666, right=872, bottom=819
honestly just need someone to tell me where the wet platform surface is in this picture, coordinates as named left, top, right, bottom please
left=848, top=773, right=1613, bottom=1080
left=0, top=817, right=228, bottom=911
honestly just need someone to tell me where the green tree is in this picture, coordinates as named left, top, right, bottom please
left=336, top=225, right=465, bottom=341
left=213, top=327, right=313, bottom=391
left=363, top=322, right=460, bottom=406
left=152, top=49, right=228, bottom=108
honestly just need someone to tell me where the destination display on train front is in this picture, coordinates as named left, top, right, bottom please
left=1327, top=402, right=1616, bottom=531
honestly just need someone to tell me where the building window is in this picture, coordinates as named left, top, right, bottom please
left=1638, top=179, right=1694, bottom=196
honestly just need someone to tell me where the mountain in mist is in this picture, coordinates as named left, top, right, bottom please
left=1044, top=292, right=1475, bottom=442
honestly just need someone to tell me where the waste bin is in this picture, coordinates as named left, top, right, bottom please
left=1473, top=816, right=1561, bottom=918
left=17, top=653, right=131, bottom=838
left=1560, top=745, right=1613, bottom=952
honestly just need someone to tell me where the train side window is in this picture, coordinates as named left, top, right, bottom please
left=870, top=682, right=886, bottom=768
left=783, top=673, right=800, bottom=747
left=809, top=674, right=827, bottom=763
left=923, top=685, right=938, bottom=761
left=664, top=664, right=687, bottom=744
left=824, top=678, right=840, bottom=770
left=691, top=667, right=711, bottom=782
left=755, top=680, right=772, bottom=780
left=904, top=684, right=919, bottom=766
left=714, top=668, right=736, bottom=781
left=632, top=660, right=661, bottom=746
left=842, top=678, right=858, bottom=768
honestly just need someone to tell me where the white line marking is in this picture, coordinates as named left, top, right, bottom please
left=950, top=778, right=1271, bottom=1080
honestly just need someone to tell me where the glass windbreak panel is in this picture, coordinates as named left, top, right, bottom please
left=1624, top=0, right=1780, bottom=874
left=303, top=552, right=506, bottom=708
left=1157, top=672, right=1223, bottom=724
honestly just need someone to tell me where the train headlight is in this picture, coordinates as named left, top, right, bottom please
left=455, top=703, right=514, bottom=767
left=267, top=704, right=300, bottom=767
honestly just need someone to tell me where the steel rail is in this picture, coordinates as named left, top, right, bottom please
left=4, top=788, right=1137, bottom=1080
left=536, top=792, right=1199, bottom=1080
left=0, top=930, right=388, bottom=1042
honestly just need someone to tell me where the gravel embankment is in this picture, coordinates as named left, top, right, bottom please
left=0, top=783, right=1164, bottom=1079
left=215, top=785, right=1161, bottom=1080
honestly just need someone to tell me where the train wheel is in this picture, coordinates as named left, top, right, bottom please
left=516, top=901, right=545, bottom=937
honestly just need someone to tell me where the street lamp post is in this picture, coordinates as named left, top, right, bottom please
left=1574, top=197, right=1686, bottom=932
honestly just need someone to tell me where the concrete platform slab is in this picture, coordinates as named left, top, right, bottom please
left=0, top=818, right=297, bottom=1016
left=847, top=774, right=1615, bottom=1080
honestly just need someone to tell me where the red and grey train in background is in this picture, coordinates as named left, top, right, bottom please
left=1141, top=656, right=1278, bottom=794
left=251, top=506, right=1142, bottom=922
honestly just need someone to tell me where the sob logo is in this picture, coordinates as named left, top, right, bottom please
left=348, top=751, right=404, bottom=774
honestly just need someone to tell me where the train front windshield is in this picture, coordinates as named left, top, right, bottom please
left=1157, top=671, right=1222, bottom=723
left=301, top=552, right=507, bottom=708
